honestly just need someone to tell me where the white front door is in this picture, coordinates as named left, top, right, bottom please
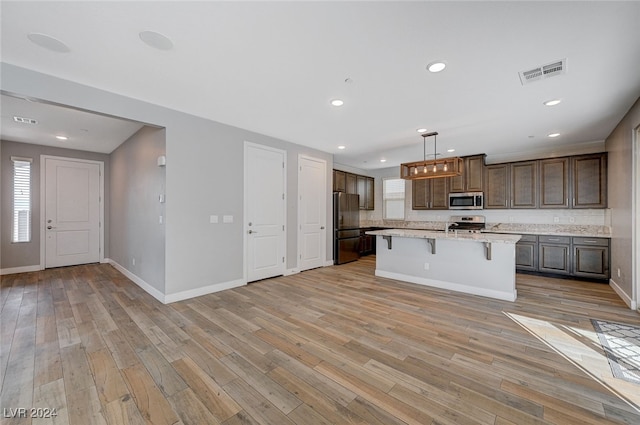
left=44, top=157, right=101, bottom=268
left=298, top=155, right=327, bottom=271
left=245, top=143, right=286, bottom=282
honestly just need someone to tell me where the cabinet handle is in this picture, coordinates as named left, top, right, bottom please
left=548, top=238, right=560, bottom=242
left=583, top=240, right=597, bottom=243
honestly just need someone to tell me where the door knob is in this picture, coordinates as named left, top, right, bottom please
left=248, top=230, right=258, bottom=234
left=320, top=226, right=325, bottom=230
left=47, top=225, right=56, bottom=230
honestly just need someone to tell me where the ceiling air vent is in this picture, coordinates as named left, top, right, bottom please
left=13, top=116, right=38, bottom=125
left=519, top=59, right=567, bottom=85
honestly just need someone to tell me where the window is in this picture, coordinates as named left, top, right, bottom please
left=383, top=178, right=405, bottom=220
left=12, top=157, right=32, bottom=243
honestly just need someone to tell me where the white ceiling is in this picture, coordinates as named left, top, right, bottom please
left=1, top=1, right=639, bottom=168
left=0, top=94, right=145, bottom=153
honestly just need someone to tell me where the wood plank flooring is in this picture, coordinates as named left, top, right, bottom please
left=1, top=256, right=639, bottom=425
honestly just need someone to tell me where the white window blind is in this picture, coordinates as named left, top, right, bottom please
left=12, top=157, right=32, bottom=243
left=383, top=178, right=405, bottom=220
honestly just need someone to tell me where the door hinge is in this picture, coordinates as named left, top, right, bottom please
left=282, top=225, right=285, bottom=231
left=283, top=162, right=285, bottom=168
left=282, top=257, right=285, bottom=263
left=282, top=193, right=285, bottom=200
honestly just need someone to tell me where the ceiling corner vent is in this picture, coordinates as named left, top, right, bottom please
left=13, top=116, right=38, bottom=125
left=519, top=59, right=567, bottom=85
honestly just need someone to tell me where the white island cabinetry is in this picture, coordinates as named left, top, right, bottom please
left=366, top=229, right=521, bottom=301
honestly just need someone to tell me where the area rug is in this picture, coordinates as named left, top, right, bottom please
left=591, top=319, right=640, bottom=385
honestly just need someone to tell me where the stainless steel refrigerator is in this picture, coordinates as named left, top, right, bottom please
left=333, top=192, right=360, bottom=264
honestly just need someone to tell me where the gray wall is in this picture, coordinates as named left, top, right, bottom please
left=1, top=63, right=333, bottom=297
left=605, top=96, right=640, bottom=302
left=110, top=126, right=166, bottom=293
left=0, top=140, right=110, bottom=269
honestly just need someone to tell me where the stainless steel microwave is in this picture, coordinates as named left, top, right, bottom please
left=449, top=192, right=484, bottom=210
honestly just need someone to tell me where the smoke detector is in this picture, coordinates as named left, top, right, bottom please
left=519, top=59, right=567, bottom=85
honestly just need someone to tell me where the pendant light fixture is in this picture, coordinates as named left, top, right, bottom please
left=400, top=131, right=463, bottom=180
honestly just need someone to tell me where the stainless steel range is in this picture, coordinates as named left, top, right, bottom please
left=447, top=215, right=486, bottom=233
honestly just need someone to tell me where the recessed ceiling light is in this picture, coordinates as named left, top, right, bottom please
left=447, top=149, right=456, bottom=153
left=331, top=99, right=344, bottom=107
left=337, top=145, right=346, bottom=150
left=55, top=135, right=68, bottom=140
left=27, top=33, right=70, bottom=53
left=416, top=128, right=427, bottom=133
left=139, top=30, right=174, bottom=50
left=544, top=99, right=562, bottom=106
left=427, top=61, right=446, bottom=73
left=548, top=133, right=561, bottom=138
left=380, top=159, right=387, bottom=163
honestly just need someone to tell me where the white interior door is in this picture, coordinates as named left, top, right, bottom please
left=245, top=143, right=286, bottom=282
left=298, top=155, right=327, bottom=271
left=44, top=157, right=101, bottom=268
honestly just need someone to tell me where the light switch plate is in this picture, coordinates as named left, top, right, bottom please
left=209, top=215, right=218, bottom=224
left=223, top=215, right=233, bottom=223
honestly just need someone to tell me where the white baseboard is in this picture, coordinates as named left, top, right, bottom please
left=0, top=264, right=41, bottom=275
left=103, top=260, right=249, bottom=304
left=105, top=259, right=166, bottom=304
left=164, top=279, right=245, bottom=304
left=324, top=260, right=335, bottom=267
left=609, top=278, right=637, bottom=310
left=375, top=270, right=517, bottom=302
left=284, top=268, right=300, bottom=276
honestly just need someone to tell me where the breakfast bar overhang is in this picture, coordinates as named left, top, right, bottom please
left=367, top=229, right=522, bottom=301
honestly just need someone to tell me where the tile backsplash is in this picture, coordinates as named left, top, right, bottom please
left=362, top=207, right=611, bottom=227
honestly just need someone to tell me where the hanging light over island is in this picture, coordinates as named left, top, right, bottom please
left=400, top=132, right=463, bottom=179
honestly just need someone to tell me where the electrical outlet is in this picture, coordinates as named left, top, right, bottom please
left=424, top=263, right=430, bottom=270
left=569, top=217, right=575, bottom=223
left=553, top=216, right=559, bottom=223
left=617, top=268, right=621, bottom=278
left=509, top=216, right=514, bottom=223
left=132, top=257, right=136, bottom=266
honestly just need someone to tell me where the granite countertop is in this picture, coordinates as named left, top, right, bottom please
left=366, top=228, right=522, bottom=244
left=360, top=220, right=611, bottom=238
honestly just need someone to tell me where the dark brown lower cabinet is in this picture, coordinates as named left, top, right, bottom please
left=359, top=228, right=377, bottom=256
left=516, top=234, right=610, bottom=280
left=515, top=235, right=537, bottom=271
left=573, top=238, right=609, bottom=279
left=537, top=236, right=572, bottom=275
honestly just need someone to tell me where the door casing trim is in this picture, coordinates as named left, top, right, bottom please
left=40, top=155, right=105, bottom=269
left=297, top=154, right=327, bottom=272
left=243, top=142, right=287, bottom=283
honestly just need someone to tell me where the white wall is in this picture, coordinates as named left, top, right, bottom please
left=110, top=126, right=166, bottom=293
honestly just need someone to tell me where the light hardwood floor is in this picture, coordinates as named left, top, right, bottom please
left=1, top=256, right=639, bottom=425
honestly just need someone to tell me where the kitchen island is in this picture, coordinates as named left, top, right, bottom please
left=366, top=229, right=521, bottom=301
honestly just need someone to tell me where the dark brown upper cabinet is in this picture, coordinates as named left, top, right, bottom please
left=484, top=164, right=510, bottom=209
left=346, top=173, right=357, bottom=194
left=412, top=178, right=449, bottom=210
left=539, top=157, right=570, bottom=208
left=357, top=175, right=375, bottom=210
left=333, top=170, right=346, bottom=192
left=510, top=161, right=537, bottom=208
left=449, top=155, right=485, bottom=193
left=571, top=153, right=607, bottom=208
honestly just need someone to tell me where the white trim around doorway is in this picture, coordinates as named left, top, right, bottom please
left=40, top=155, right=105, bottom=270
